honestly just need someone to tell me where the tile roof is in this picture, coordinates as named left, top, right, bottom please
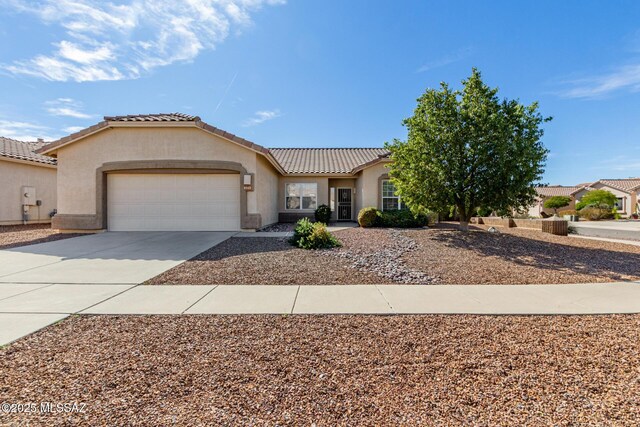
left=597, top=178, right=640, bottom=192
left=0, top=137, right=56, bottom=165
left=269, top=148, right=390, bottom=174
left=104, top=113, right=199, bottom=122
left=535, top=186, right=581, bottom=197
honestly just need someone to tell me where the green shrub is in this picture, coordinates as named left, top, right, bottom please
left=476, top=206, right=493, bottom=217
left=543, top=196, right=572, bottom=214
left=314, top=204, right=332, bottom=224
left=579, top=206, right=614, bottom=221
left=289, top=217, right=314, bottom=246
left=358, top=207, right=381, bottom=227
left=576, top=189, right=617, bottom=211
left=289, top=218, right=341, bottom=250
left=379, top=209, right=428, bottom=228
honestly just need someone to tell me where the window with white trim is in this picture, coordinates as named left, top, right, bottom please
left=615, top=197, right=625, bottom=211
left=382, top=180, right=401, bottom=211
left=285, top=183, right=318, bottom=210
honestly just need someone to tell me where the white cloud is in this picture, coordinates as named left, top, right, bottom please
left=1, top=0, right=285, bottom=82
left=243, top=109, right=281, bottom=126
left=416, top=47, right=471, bottom=73
left=558, top=63, right=640, bottom=99
left=0, top=119, right=56, bottom=141
left=63, top=126, right=85, bottom=133
left=44, top=98, right=94, bottom=118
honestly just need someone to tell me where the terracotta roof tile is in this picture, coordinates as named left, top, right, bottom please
left=270, top=148, right=390, bottom=174
left=597, top=178, right=640, bottom=192
left=535, top=186, right=581, bottom=197
left=104, top=113, right=199, bottom=122
left=0, top=137, right=56, bottom=165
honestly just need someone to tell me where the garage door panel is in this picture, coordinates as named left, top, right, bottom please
left=107, top=173, right=241, bottom=231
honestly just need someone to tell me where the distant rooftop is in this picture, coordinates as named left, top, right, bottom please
left=0, top=137, right=56, bottom=165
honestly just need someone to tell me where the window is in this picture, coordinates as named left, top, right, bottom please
left=615, top=197, right=625, bottom=211
left=382, top=180, right=401, bottom=211
left=285, top=183, right=317, bottom=210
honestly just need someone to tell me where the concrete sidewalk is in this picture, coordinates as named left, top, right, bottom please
left=2, top=282, right=640, bottom=346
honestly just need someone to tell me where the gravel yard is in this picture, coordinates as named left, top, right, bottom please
left=148, top=224, right=640, bottom=285
left=1, top=314, right=639, bottom=426
left=401, top=223, right=640, bottom=284
left=146, top=236, right=394, bottom=285
left=0, top=224, right=85, bottom=250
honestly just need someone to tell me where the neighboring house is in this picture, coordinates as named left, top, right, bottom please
left=529, top=179, right=640, bottom=219
left=36, top=113, right=397, bottom=232
left=580, top=179, right=640, bottom=217
left=0, top=137, right=57, bottom=225
left=528, top=185, right=582, bottom=217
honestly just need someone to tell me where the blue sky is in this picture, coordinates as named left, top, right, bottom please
left=0, top=1, right=639, bottom=185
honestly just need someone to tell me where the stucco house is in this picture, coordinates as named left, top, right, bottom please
left=528, top=185, right=582, bottom=217
left=578, top=179, right=640, bottom=217
left=36, top=113, right=397, bottom=232
left=0, top=137, right=57, bottom=225
left=529, top=179, right=640, bottom=218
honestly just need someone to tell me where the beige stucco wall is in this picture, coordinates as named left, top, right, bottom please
left=277, top=176, right=329, bottom=214
left=55, top=127, right=262, bottom=219
left=0, top=159, right=57, bottom=225
left=255, top=155, right=279, bottom=227
left=355, top=161, right=391, bottom=214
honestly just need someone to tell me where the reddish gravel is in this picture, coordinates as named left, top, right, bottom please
left=146, top=236, right=394, bottom=285
left=0, top=224, right=86, bottom=250
left=148, top=225, right=640, bottom=285
left=400, top=223, right=640, bottom=284
left=1, top=314, right=639, bottom=426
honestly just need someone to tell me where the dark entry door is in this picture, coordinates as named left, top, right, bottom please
left=337, top=188, right=352, bottom=221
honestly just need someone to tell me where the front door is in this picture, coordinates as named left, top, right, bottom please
left=337, top=188, right=352, bottom=221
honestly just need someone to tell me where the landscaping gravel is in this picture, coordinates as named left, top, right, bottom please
left=258, top=223, right=295, bottom=232
left=0, top=224, right=86, bottom=250
left=1, top=314, right=639, bottom=426
left=327, top=228, right=436, bottom=284
left=400, top=223, right=640, bottom=284
left=146, top=237, right=393, bottom=285
left=149, top=224, right=640, bottom=285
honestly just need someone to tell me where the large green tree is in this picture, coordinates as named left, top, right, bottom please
left=385, top=68, right=550, bottom=231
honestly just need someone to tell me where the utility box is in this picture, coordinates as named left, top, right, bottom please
left=22, top=186, right=36, bottom=206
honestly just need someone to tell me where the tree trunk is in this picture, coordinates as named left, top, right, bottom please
left=459, top=220, right=469, bottom=231
left=457, top=204, right=470, bottom=232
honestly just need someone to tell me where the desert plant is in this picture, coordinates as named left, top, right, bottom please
left=358, top=207, right=381, bottom=227
left=289, top=217, right=315, bottom=246
left=543, top=196, right=571, bottom=215
left=290, top=218, right=340, bottom=249
left=378, top=210, right=428, bottom=228
left=579, top=206, right=614, bottom=221
left=314, top=204, right=332, bottom=224
left=576, top=189, right=617, bottom=211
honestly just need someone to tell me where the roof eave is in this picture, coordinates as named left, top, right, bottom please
left=0, top=155, right=57, bottom=168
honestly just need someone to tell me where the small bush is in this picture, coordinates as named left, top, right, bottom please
left=579, top=206, right=614, bottom=221
left=576, top=189, right=617, bottom=211
left=289, top=217, right=314, bottom=246
left=314, top=204, right=332, bottom=224
left=543, top=196, right=571, bottom=214
left=289, top=218, right=341, bottom=250
left=379, top=210, right=428, bottom=228
left=358, top=207, right=381, bottom=227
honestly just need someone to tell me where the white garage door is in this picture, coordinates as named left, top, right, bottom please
left=107, top=173, right=241, bottom=231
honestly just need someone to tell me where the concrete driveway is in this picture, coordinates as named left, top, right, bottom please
left=0, top=231, right=234, bottom=284
left=571, top=220, right=640, bottom=241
